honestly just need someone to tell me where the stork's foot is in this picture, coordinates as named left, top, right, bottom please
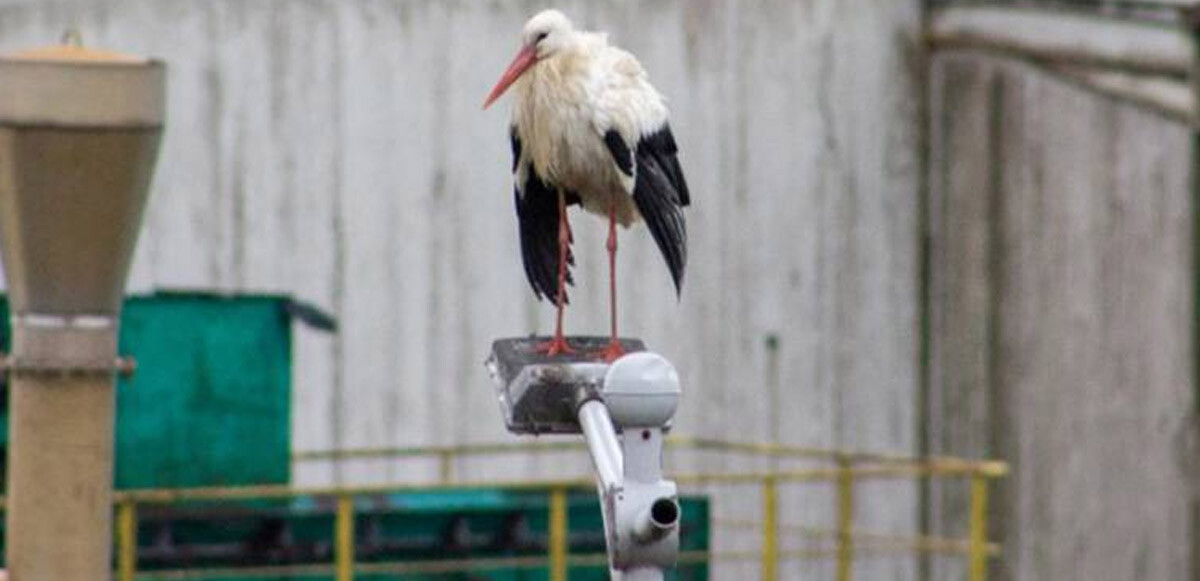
left=534, top=335, right=575, bottom=357
left=594, top=340, right=627, bottom=363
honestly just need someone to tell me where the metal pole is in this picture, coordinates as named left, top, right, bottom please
left=549, top=487, right=569, bottom=581
left=0, top=48, right=165, bottom=581
left=6, top=324, right=118, bottom=581
left=836, top=463, right=854, bottom=581
left=761, top=476, right=779, bottom=581
left=335, top=494, right=355, bottom=581
left=968, top=475, right=990, bottom=581
left=116, top=498, right=138, bottom=581
left=578, top=400, right=623, bottom=492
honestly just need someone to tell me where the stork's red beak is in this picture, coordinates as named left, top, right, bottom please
left=483, top=45, right=537, bottom=109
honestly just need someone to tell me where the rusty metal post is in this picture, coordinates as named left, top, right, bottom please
left=761, top=476, right=779, bottom=581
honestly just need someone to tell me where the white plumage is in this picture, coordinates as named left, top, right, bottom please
left=485, top=9, right=690, bottom=360
left=511, top=12, right=667, bottom=223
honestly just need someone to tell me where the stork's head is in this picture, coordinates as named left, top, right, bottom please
left=483, top=9, right=576, bottom=109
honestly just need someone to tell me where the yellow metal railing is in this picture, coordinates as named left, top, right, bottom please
left=292, top=435, right=980, bottom=472
left=969, top=474, right=990, bottom=581
left=91, top=437, right=1006, bottom=581
left=761, top=475, right=779, bottom=581
left=836, top=461, right=854, bottom=581
left=116, top=499, right=137, bottom=581
left=335, top=494, right=354, bottom=581
left=549, top=487, right=569, bottom=581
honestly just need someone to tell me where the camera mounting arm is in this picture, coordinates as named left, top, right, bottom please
left=487, top=338, right=682, bottom=580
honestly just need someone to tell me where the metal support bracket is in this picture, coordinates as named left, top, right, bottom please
left=2, top=313, right=135, bottom=377
left=488, top=338, right=682, bottom=580
left=0, top=354, right=136, bottom=378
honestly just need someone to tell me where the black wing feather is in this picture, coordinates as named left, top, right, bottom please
left=512, top=128, right=578, bottom=302
left=603, top=129, right=634, bottom=177
left=631, top=124, right=690, bottom=294
left=510, top=126, right=522, bottom=172
left=649, top=126, right=690, bottom=207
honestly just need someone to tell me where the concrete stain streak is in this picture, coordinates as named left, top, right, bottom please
left=425, top=1, right=453, bottom=444
left=328, top=3, right=347, bottom=483
left=204, top=13, right=225, bottom=288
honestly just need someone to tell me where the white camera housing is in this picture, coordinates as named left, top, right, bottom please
left=602, top=352, right=681, bottom=429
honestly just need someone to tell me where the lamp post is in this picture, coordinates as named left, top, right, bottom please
left=0, top=40, right=165, bottom=580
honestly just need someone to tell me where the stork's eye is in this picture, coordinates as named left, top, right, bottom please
left=535, top=31, right=549, bottom=44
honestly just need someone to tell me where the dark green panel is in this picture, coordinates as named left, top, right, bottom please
left=113, top=293, right=292, bottom=488
left=133, top=489, right=709, bottom=580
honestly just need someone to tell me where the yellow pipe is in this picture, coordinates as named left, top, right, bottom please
left=294, top=440, right=587, bottom=462
left=116, top=499, right=137, bottom=581
left=293, top=436, right=1010, bottom=474
left=673, top=463, right=1006, bottom=487
left=714, top=519, right=1002, bottom=555
left=548, top=487, right=568, bottom=581
left=335, top=494, right=355, bottom=581
left=968, top=475, right=990, bottom=581
left=836, top=464, right=854, bottom=581
left=761, top=476, right=779, bottom=581
left=111, top=479, right=595, bottom=505
left=94, top=463, right=1006, bottom=507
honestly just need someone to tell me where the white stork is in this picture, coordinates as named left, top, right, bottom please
left=484, top=9, right=690, bottom=362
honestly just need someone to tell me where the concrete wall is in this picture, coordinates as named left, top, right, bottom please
left=926, top=54, right=1198, bottom=580
left=0, top=0, right=924, bottom=578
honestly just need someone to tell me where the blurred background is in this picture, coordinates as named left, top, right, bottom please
left=0, top=0, right=1195, bottom=579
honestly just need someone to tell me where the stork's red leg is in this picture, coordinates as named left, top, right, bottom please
left=536, top=188, right=574, bottom=356
left=597, top=200, right=626, bottom=363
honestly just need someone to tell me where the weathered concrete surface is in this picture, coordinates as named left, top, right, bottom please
left=927, top=54, right=1197, bottom=580
left=0, top=0, right=923, bottom=577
